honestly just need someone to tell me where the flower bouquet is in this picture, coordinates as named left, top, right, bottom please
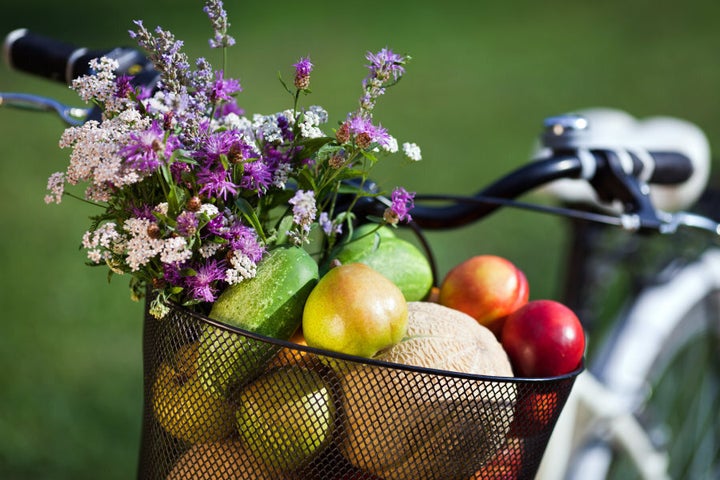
left=44, top=2, right=581, bottom=479
left=46, top=0, right=420, bottom=318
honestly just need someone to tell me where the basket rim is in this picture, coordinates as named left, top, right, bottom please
left=166, top=301, right=584, bottom=385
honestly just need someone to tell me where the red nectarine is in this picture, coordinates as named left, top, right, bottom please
left=438, top=255, right=529, bottom=337
left=502, top=299, right=585, bottom=377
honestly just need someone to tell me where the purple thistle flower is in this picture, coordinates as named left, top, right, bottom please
left=365, top=48, right=406, bottom=85
left=119, top=121, right=176, bottom=172
left=210, top=70, right=242, bottom=104
left=240, top=159, right=273, bottom=193
left=205, top=211, right=227, bottom=236
left=186, top=258, right=227, bottom=302
left=176, top=210, right=199, bottom=236
left=385, top=186, right=415, bottom=224
left=197, top=129, right=254, bottom=166
left=197, top=165, right=238, bottom=201
left=293, top=56, right=313, bottom=90
left=225, top=223, right=265, bottom=262
left=345, top=114, right=391, bottom=149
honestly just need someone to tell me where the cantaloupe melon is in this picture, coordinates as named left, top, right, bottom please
left=338, top=302, right=516, bottom=480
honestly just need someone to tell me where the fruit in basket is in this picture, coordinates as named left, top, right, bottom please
left=509, top=389, right=560, bottom=437
left=302, top=262, right=408, bottom=358
left=339, top=302, right=515, bottom=480
left=197, top=246, right=319, bottom=396
left=439, top=254, right=529, bottom=337
left=501, top=299, right=585, bottom=377
left=327, top=223, right=433, bottom=301
left=470, top=437, right=525, bottom=479
left=152, top=346, right=236, bottom=445
left=236, top=366, right=336, bottom=471
left=166, top=439, right=284, bottom=479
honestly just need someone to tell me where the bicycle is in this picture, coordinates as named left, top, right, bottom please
left=2, top=29, right=719, bottom=480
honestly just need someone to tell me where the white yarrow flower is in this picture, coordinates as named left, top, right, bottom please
left=402, top=142, right=422, bottom=161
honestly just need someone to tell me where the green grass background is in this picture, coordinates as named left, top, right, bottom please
left=1, top=0, right=719, bottom=478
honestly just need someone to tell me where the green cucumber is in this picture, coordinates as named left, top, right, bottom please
left=198, top=246, right=319, bottom=397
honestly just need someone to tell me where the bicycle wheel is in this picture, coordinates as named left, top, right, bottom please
left=567, top=249, right=720, bottom=480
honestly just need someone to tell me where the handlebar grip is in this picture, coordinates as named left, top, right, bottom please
left=540, top=109, right=711, bottom=212
left=3, top=29, right=106, bottom=85
left=644, top=151, right=694, bottom=184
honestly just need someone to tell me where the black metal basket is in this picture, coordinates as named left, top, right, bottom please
left=137, top=300, right=581, bottom=480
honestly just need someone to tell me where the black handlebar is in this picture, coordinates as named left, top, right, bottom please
left=3, top=29, right=157, bottom=87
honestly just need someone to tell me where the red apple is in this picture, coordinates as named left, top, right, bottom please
left=471, top=437, right=524, bottom=479
left=501, top=300, right=585, bottom=377
left=509, top=389, right=560, bottom=437
left=438, top=255, right=529, bottom=337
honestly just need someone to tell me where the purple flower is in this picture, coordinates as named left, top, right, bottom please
left=205, top=211, right=227, bottom=236
left=186, top=258, right=226, bottom=302
left=214, top=100, right=245, bottom=118
left=129, top=204, right=156, bottom=222
left=225, top=223, right=265, bottom=262
left=210, top=70, right=242, bottom=104
left=293, top=57, right=313, bottom=90
left=289, top=190, right=316, bottom=229
left=120, top=121, right=177, bottom=172
left=115, top=75, right=134, bottom=98
left=240, top=159, right=273, bottom=193
left=162, top=261, right=185, bottom=287
left=197, top=129, right=254, bottom=166
left=203, top=0, right=235, bottom=48
left=365, top=48, right=406, bottom=85
left=176, top=210, right=199, bottom=236
left=385, top=187, right=415, bottom=224
left=197, top=166, right=238, bottom=201
left=346, top=114, right=391, bottom=149
left=170, top=161, right=191, bottom=183
left=319, top=211, right=342, bottom=236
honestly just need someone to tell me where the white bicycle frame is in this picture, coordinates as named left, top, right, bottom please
left=537, top=247, right=720, bottom=480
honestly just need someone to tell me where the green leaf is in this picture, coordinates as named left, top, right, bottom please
left=235, top=197, right=266, bottom=240
left=274, top=215, right=294, bottom=245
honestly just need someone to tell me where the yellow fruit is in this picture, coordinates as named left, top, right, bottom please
left=339, top=302, right=516, bottom=479
left=152, top=345, right=236, bottom=445
left=236, top=366, right=336, bottom=472
left=166, top=440, right=284, bottom=480
left=302, top=263, right=408, bottom=358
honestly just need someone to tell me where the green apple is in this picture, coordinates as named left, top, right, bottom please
left=236, top=367, right=336, bottom=471
left=328, top=224, right=433, bottom=301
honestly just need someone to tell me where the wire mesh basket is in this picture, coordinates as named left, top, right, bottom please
left=137, top=299, right=582, bottom=480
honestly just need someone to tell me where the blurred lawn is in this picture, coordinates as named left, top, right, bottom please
left=1, top=0, right=719, bottom=478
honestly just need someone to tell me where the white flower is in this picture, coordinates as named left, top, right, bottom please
left=298, top=110, right=324, bottom=139
left=123, top=218, right=163, bottom=271
left=402, top=142, right=422, bottom=161
left=44, top=172, right=65, bottom=204
left=383, top=136, right=399, bottom=154
left=225, top=250, right=258, bottom=285
left=160, top=237, right=193, bottom=264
